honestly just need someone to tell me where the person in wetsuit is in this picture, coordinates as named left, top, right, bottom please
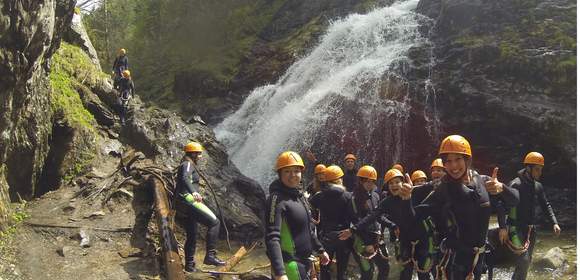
left=501, top=152, right=561, bottom=280
left=175, top=142, right=226, bottom=272
left=342, top=154, right=358, bottom=192
left=346, top=165, right=391, bottom=280
left=431, top=158, right=446, bottom=181
left=117, top=70, right=135, bottom=125
left=406, top=135, right=520, bottom=280
left=266, top=151, right=330, bottom=280
left=411, top=170, right=428, bottom=186
left=309, top=165, right=352, bottom=280
left=341, top=168, right=434, bottom=280
left=112, top=48, right=128, bottom=89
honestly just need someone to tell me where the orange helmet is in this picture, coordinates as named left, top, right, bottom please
left=384, top=169, right=404, bottom=183
left=275, top=151, right=305, bottom=171
left=357, top=165, right=377, bottom=181
left=344, top=154, right=357, bottom=161
left=314, top=164, right=327, bottom=174
left=439, top=135, right=472, bottom=157
left=523, top=152, right=544, bottom=166
left=392, top=164, right=404, bottom=173
left=431, top=158, right=444, bottom=169
left=322, top=165, right=344, bottom=182
left=411, top=170, right=427, bottom=183
left=184, top=142, right=203, bottom=153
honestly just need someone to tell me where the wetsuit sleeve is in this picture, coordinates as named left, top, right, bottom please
left=309, top=192, right=320, bottom=210
left=413, top=188, right=445, bottom=220
left=494, top=200, right=507, bottom=228
left=482, top=175, right=520, bottom=207
left=112, top=57, right=117, bottom=71
left=378, top=214, right=397, bottom=230
left=352, top=197, right=388, bottom=232
left=130, top=80, right=135, bottom=96
left=411, top=183, right=434, bottom=206
left=537, top=183, right=558, bottom=225
left=178, top=161, right=200, bottom=194
left=265, top=194, right=286, bottom=276
left=310, top=220, right=324, bottom=254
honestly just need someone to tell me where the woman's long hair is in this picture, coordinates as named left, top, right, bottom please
left=353, top=179, right=369, bottom=214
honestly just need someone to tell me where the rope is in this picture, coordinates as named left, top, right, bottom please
left=435, top=249, right=452, bottom=280
left=192, top=163, right=232, bottom=251
left=466, top=246, right=486, bottom=280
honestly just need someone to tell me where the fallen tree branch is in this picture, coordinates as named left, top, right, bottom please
left=24, top=221, right=132, bottom=232
left=199, top=263, right=271, bottom=275
left=218, top=246, right=247, bottom=272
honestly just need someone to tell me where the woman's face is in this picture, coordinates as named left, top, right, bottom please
left=360, top=178, right=375, bottom=192
left=413, top=178, right=427, bottom=186
left=316, top=173, right=325, bottom=182
left=444, top=153, right=467, bottom=180
left=388, top=177, right=403, bottom=196
left=280, top=166, right=302, bottom=188
left=431, top=167, right=446, bottom=180
left=529, top=165, right=543, bottom=181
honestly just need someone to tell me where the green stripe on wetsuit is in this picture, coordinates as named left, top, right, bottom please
left=281, top=218, right=301, bottom=280
left=508, top=207, right=523, bottom=247
left=354, top=234, right=372, bottom=271
left=182, top=193, right=217, bottom=220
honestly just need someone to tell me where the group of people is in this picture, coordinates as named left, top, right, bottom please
left=111, top=48, right=135, bottom=125
left=265, top=134, right=561, bottom=280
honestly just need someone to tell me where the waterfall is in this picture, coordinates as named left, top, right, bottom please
left=216, top=0, right=430, bottom=188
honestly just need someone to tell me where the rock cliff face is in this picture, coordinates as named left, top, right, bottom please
left=410, top=0, right=576, bottom=188
left=0, top=2, right=266, bottom=236
left=0, top=0, right=75, bottom=229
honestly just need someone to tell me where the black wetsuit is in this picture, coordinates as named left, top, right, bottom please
left=412, top=170, right=519, bottom=280
left=508, top=169, right=558, bottom=280
left=354, top=191, right=432, bottom=280
left=309, top=183, right=351, bottom=280
left=117, top=77, right=134, bottom=124
left=266, top=180, right=324, bottom=280
left=112, top=55, right=128, bottom=88
left=175, top=158, right=220, bottom=268
left=343, top=169, right=357, bottom=192
left=347, top=191, right=391, bottom=280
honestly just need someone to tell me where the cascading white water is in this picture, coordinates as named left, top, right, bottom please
left=216, top=0, right=430, bottom=188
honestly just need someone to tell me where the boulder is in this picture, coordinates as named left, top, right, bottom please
left=535, top=247, right=567, bottom=270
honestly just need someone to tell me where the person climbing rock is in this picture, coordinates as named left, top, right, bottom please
left=309, top=165, right=352, bottom=280
left=266, top=151, right=330, bottom=280
left=340, top=168, right=434, bottom=280
left=430, top=158, right=446, bottom=181
left=175, top=142, right=226, bottom=272
left=502, top=152, right=561, bottom=280
left=346, top=165, right=391, bottom=280
left=342, top=154, right=358, bottom=192
left=112, top=48, right=129, bottom=89
left=411, top=170, right=428, bottom=186
left=408, top=135, right=520, bottom=280
left=117, top=70, right=134, bottom=125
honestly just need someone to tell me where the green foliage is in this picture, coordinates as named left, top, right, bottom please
left=83, top=0, right=137, bottom=70
left=0, top=202, right=28, bottom=248
left=62, top=150, right=96, bottom=183
left=50, top=43, right=101, bottom=130
left=84, top=0, right=290, bottom=102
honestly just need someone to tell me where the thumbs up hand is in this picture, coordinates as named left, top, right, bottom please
left=485, top=167, right=504, bottom=195
left=400, top=173, right=413, bottom=200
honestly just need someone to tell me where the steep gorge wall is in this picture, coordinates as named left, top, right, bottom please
left=0, top=0, right=75, bottom=228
